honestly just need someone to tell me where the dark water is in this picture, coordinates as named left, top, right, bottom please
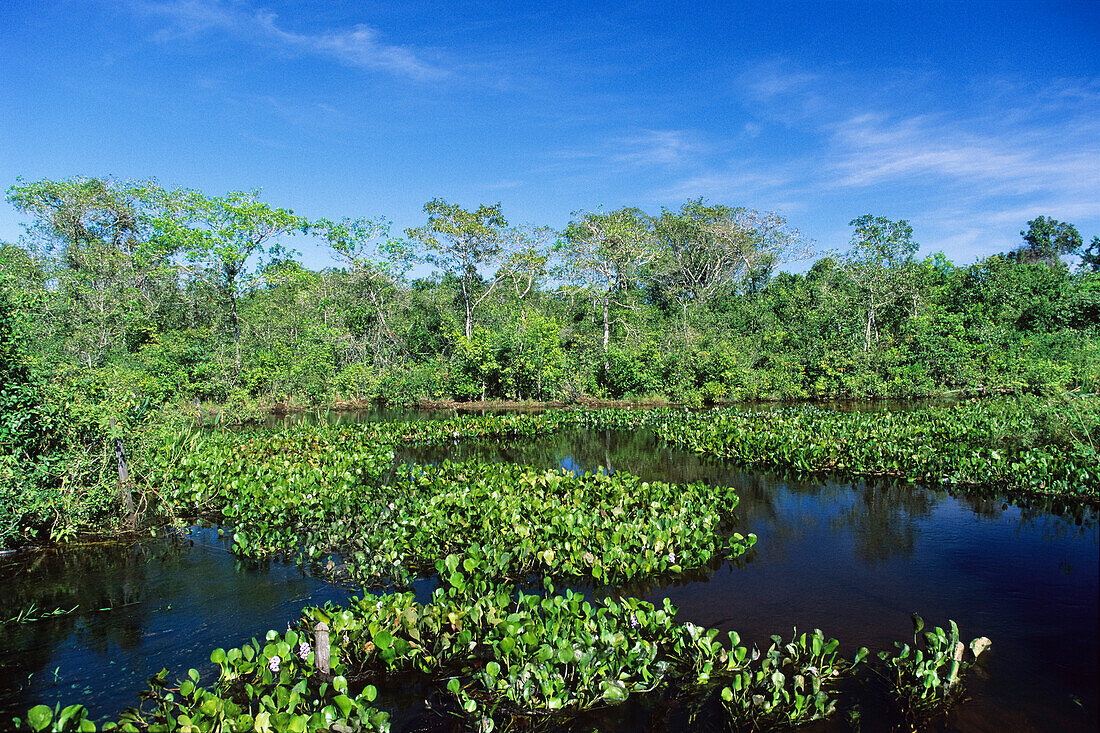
left=400, top=428, right=1099, bottom=732
left=1, top=423, right=1096, bottom=731
left=259, top=397, right=956, bottom=429
left=0, top=528, right=352, bottom=722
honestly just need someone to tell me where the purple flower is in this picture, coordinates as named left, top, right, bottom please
left=298, top=642, right=311, bottom=660
left=629, top=613, right=640, bottom=629
left=269, top=655, right=281, bottom=673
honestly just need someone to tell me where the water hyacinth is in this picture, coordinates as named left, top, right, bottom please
left=11, top=410, right=998, bottom=733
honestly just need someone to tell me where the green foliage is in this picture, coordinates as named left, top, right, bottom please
left=15, top=569, right=985, bottom=731
left=713, top=628, right=858, bottom=729
left=1016, top=215, right=1083, bottom=266
left=564, top=396, right=1100, bottom=499
left=6, top=177, right=1099, bottom=407
left=13, top=407, right=1001, bottom=731
left=877, top=614, right=991, bottom=725
left=152, top=415, right=755, bottom=587
left=4, top=176, right=1099, bottom=552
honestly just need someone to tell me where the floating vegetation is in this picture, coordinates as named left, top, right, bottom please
left=11, top=568, right=991, bottom=732
left=561, top=396, right=1100, bottom=500
left=152, top=415, right=753, bottom=588
left=14, top=408, right=1013, bottom=731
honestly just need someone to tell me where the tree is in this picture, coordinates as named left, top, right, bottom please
left=6, top=177, right=179, bottom=366
left=843, top=215, right=920, bottom=351
left=498, top=225, right=552, bottom=301
left=405, top=199, right=510, bottom=340
left=1015, top=216, right=1083, bottom=266
left=311, top=216, right=411, bottom=357
left=153, top=189, right=307, bottom=371
left=652, top=200, right=810, bottom=335
left=1080, top=236, right=1100, bottom=272
left=559, top=208, right=659, bottom=374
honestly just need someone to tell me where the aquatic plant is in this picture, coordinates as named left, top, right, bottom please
left=876, top=614, right=991, bottom=725
left=152, top=420, right=755, bottom=587
left=559, top=396, right=1100, bottom=500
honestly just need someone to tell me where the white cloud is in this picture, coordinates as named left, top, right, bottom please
left=253, top=12, right=446, bottom=81
left=826, top=111, right=1100, bottom=199
left=132, top=0, right=447, bottom=81
left=612, top=129, right=700, bottom=167
left=648, top=63, right=1100, bottom=258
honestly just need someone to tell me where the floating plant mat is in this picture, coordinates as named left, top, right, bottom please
left=7, top=402, right=1098, bottom=730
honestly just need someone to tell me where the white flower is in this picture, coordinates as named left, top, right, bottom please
left=298, top=642, right=311, bottom=660
left=269, top=655, right=281, bottom=673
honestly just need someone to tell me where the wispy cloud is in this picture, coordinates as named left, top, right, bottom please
left=827, top=111, right=1100, bottom=198
left=650, top=168, right=800, bottom=208
left=649, top=62, right=1100, bottom=257
left=611, top=129, right=701, bottom=167
left=132, top=0, right=447, bottom=81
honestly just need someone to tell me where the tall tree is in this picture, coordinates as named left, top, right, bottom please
left=653, top=200, right=810, bottom=334
left=153, top=189, right=307, bottom=371
left=1079, top=236, right=1100, bottom=272
left=498, top=225, right=552, bottom=301
left=559, top=208, right=659, bottom=373
left=843, top=215, right=920, bottom=351
left=311, top=216, right=411, bottom=360
left=405, top=199, right=509, bottom=340
left=1015, top=216, right=1083, bottom=266
left=6, top=177, right=179, bottom=366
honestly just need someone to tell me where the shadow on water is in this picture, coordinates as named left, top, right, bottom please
left=1, top=419, right=1096, bottom=732
left=260, top=396, right=957, bottom=430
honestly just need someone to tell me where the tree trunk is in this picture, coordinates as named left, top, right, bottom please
left=230, top=290, right=241, bottom=370
left=110, top=417, right=137, bottom=529
left=602, top=292, right=610, bottom=375
left=461, top=279, right=473, bottom=340
left=864, top=293, right=875, bottom=352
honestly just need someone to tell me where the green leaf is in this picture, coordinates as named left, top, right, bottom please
left=26, top=705, right=52, bottom=732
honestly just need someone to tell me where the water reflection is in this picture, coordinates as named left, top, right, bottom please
left=0, top=528, right=350, bottom=721
left=403, top=427, right=1099, bottom=731
left=1, top=423, right=1096, bottom=732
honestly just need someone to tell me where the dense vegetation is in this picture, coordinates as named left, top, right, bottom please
left=2, top=176, right=1096, bottom=545
left=568, top=396, right=1099, bottom=499
left=0, top=175, right=1090, bottom=729
left=2, top=178, right=1096, bottom=413
left=156, top=414, right=757, bottom=587
left=11, top=416, right=993, bottom=732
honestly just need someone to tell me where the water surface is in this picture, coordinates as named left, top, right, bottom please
left=1, top=421, right=1095, bottom=731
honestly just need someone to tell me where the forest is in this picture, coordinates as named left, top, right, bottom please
left=1, top=175, right=1098, bottom=548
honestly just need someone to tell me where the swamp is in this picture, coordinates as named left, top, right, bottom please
left=4, top=0, right=1100, bottom=727
left=2, top=177, right=1098, bottom=731
left=1, top=402, right=1097, bottom=732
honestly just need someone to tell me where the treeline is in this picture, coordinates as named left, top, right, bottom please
left=1, top=175, right=1098, bottom=546
left=2, top=176, right=1098, bottom=414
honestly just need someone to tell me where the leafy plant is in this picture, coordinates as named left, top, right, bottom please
left=876, top=614, right=991, bottom=725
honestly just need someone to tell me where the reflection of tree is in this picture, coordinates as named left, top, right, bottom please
left=830, top=480, right=934, bottom=563
left=953, top=485, right=1098, bottom=537
left=402, top=425, right=1097, bottom=568
left=0, top=540, right=174, bottom=713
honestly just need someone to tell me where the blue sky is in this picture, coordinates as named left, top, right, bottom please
left=1, top=1, right=1098, bottom=271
